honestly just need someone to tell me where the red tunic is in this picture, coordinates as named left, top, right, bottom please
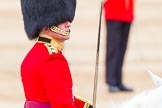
left=104, top=0, right=134, bottom=22
left=21, top=41, right=76, bottom=107
left=21, top=36, right=92, bottom=108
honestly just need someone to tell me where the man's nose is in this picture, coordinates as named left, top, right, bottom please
left=65, top=21, right=71, bottom=28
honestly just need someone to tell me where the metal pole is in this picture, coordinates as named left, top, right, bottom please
left=92, top=1, right=104, bottom=108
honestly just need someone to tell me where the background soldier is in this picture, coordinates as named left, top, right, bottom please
left=104, top=0, right=134, bottom=92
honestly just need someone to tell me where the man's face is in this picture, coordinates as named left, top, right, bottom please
left=57, top=21, right=71, bottom=32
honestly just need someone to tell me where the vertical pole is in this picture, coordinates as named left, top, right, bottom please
left=92, top=1, right=104, bottom=108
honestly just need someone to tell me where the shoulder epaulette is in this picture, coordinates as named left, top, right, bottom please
left=44, top=43, right=55, bottom=54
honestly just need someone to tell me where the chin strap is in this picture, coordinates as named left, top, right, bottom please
left=92, top=1, right=104, bottom=108
left=50, top=26, right=70, bottom=36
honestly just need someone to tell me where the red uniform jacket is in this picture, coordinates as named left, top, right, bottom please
left=104, top=0, right=134, bottom=22
left=21, top=36, right=92, bottom=108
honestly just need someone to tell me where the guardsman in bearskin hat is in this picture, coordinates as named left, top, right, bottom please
left=20, top=0, right=93, bottom=108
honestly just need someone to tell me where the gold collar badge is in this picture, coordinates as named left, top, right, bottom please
left=38, top=34, right=63, bottom=54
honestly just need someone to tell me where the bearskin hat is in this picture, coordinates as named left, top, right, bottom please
left=21, top=0, right=76, bottom=40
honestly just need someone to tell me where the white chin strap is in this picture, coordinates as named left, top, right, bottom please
left=50, top=26, right=70, bottom=36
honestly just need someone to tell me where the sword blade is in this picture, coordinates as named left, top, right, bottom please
left=92, top=1, right=104, bottom=108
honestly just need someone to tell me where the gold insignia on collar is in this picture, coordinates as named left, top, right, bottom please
left=38, top=34, right=63, bottom=54
left=44, top=43, right=55, bottom=54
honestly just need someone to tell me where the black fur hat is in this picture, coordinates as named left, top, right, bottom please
left=21, top=0, right=76, bottom=40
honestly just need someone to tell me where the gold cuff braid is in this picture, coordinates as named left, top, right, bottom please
left=50, top=26, right=70, bottom=36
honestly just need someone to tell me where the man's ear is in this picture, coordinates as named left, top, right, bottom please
left=148, top=70, right=162, bottom=87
